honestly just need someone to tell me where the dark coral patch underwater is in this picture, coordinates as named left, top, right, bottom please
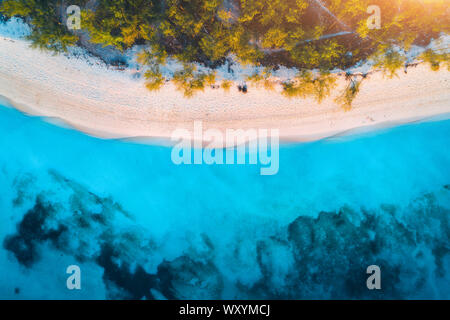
left=2, top=172, right=449, bottom=299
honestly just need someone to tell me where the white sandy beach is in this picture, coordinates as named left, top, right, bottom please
left=0, top=33, right=449, bottom=145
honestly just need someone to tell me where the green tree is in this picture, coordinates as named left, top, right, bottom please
left=173, top=64, right=207, bottom=97
left=282, top=70, right=337, bottom=102
left=1, top=0, right=87, bottom=52
left=373, top=46, right=406, bottom=78
left=335, top=78, right=362, bottom=111
left=421, top=49, right=449, bottom=72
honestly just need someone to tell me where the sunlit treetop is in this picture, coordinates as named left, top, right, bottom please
left=1, top=0, right=448, bottom=102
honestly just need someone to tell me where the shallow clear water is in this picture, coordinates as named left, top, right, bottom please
left=0, top=103, right=449, bottom=299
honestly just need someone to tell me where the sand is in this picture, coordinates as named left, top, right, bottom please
left=0, top=36, right=449, bottom=145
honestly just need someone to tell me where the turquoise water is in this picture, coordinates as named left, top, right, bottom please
left=0, top=103, right=449, bottom=299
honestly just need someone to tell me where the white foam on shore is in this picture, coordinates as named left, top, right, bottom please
left=0, top=17, right=31, bottom=39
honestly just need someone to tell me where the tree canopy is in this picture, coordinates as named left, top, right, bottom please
left=1, top=0, right=448, bottom=105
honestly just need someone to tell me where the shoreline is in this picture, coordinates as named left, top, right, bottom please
left=3, top=93, right=450, bottom=148
left=1, top=36, right=449, bottom=147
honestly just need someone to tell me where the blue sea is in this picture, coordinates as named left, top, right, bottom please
left=0, top=102, right=448, bottom=299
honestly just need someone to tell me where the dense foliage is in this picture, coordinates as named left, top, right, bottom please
left=1, top=0, right=449, bottom=104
